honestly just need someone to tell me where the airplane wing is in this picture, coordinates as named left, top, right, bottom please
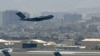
left=54, top=51, right=62, bottom=56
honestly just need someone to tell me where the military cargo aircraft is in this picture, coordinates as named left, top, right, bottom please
left=16, top=12, right=54, bottom=21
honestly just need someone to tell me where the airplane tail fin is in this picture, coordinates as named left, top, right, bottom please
left=54, top=51, right=62, bottom=56
left=16, top=12, right=26, bottom=20
left=2, top=49, right=11, bottom=56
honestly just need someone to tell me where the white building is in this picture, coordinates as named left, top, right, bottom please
left=81, top=38, right=100, bottom=50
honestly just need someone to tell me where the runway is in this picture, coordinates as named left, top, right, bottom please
left=1, top=51, right=100, bottom=56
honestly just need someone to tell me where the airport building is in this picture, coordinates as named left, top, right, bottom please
left=0, top=39, right=21, bottom=48
left=81, top=38, right=100, bottom=50
left=0, top=39, right=8, bottom=48
left=55, top=45, right=85, bottom=51
left=59, top=39, right=75, bottom=46
left=0, top=39, right=47, bottom=51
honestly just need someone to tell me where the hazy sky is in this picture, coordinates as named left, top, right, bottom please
left=0, top=0, right=100, bottom=14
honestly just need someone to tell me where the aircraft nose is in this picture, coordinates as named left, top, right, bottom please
left=50, top=15, right=54, bottom=18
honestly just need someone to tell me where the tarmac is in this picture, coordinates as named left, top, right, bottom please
left=1, top=51, right=100, bottom=56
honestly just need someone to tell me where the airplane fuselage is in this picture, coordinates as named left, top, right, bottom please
left=20, top=15, right=54, bottom=21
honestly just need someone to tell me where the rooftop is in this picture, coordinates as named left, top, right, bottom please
left=0, top=39, right=8, bottom=42
left=82, top=38, right=100, bottom=41
left=30, top=39, right=47, bottom=43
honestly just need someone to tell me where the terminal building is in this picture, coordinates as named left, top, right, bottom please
left=2, top=38, right=99, bottom=51
left=54, top=39, right=85, bottom=51
left=59, top=39, right=75, bottom=46
left=81, top=38, right=100, bottom=50
left=0, top=39, right=47, bottom=51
